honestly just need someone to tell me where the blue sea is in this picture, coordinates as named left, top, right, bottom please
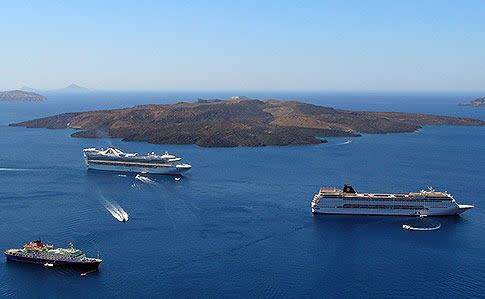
left=0, top=91, right=484, bottom=298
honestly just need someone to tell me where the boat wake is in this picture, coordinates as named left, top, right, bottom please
left=402, top=222, right=441, bottom=231
left=0, top=168, right=30, bottom=172
left=135, top=174, right=157, bottom=185
left=337, top=140, right=352, bottom=145
left=103, top=200, right=129, bottom=222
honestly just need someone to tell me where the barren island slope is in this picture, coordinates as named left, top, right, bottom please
left=460, top=98, right=485, bottom=107
left=0, top=90, right=45, bottom=101
left=11, top=97, right=485, bottom=147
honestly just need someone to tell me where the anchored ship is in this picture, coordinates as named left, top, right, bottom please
left=4, top=241, right=102, bottom=269
left=83, top=147, right=192, bottom=175
left=311, top=185, right=474, bottom=216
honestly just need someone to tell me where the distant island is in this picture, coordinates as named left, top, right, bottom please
left=20, top=84, right=91, bottom=93
left=20, top=86, right=38, bottom=93
left=11, top=97, right=485, bottom=147
left=460, top=98, right=485, bottom=107
left=0, top=90, right=45, bottom=101
left=53, top=84, right=90, bottom=93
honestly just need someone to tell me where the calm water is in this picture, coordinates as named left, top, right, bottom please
left=0, top=92, right=484, bottom=298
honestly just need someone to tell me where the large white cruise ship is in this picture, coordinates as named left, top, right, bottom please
left=83, top=147, right=192, bottom=175
left=311, top=185, right=473, bottom=216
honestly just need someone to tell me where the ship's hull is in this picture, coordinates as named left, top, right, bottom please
left=5, top=253, right=101, bottom=269
left=312, top=185, right=473, bottom=217
left=312, top=204, right=473, bottom=216
left=85, top=161, right=191, bottom=175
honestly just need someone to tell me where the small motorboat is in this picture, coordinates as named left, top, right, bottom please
left=44, top=263, right=54, bottom=267
left=402, top=223, right=441, bottom=231
left=81, top=269, right=98, bottom=277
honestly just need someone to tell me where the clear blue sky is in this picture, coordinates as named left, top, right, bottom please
left=1, top=0, right=484, bottom=91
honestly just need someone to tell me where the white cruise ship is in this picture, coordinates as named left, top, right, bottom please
left=311, top=185, right=473, bottom=216
left=83, top=147, right=192, bottom=175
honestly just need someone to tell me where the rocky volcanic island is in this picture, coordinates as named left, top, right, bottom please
left=0, top=90, right=45, bottom=101
left=11, top=97, right=485, bottom=147
left=460, top=98, right=485, bottom=107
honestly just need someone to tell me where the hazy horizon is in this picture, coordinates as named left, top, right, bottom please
left=6, top=88, right=485, bottom=94
left=1, top=1, right=484, bottom=91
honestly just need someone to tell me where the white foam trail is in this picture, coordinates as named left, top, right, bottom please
left=0, top=168, right=29, bottom=171
left=337, top=140, right=352, bottom=145
left=402, top=223, right=440, bottom=231
left=103, top=200, right=129, bottom=222
left=135, top=174, right=156, bottom=185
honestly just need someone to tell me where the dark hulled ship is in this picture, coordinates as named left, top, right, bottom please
left=4, top=241, right=102, bottom=269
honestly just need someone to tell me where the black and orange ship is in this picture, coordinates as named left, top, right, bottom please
left=4, top=240, right=102, bottom=269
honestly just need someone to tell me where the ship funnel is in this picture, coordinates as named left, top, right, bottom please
left=343, top=185, right=356, bottom=193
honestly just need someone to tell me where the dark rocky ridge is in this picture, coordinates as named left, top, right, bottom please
left=0, top=90, right=45, bottom=101
left=11, top=97, right=485, bottom=147
left=460, top=98, right=485, bottom=107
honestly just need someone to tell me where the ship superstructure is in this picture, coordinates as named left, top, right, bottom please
left=4, top=241, right=102, bottom=269
left=83, top=147, right=192, bottom=175
left=311, top=185, right=473, bottom=216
